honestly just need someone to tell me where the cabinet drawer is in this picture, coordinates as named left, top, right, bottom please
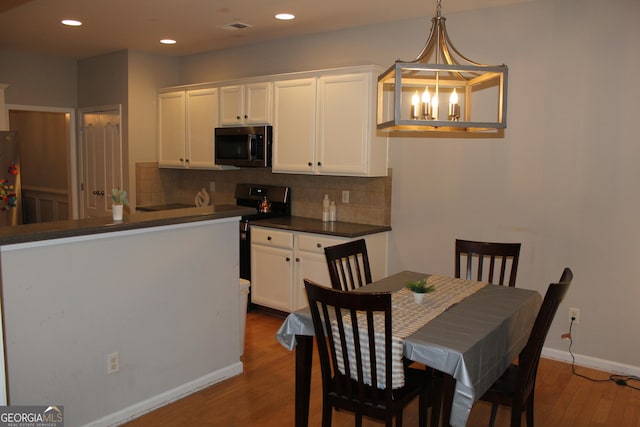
left=296, top=234, right=348, bottom=254
left=251, top=227, right=293, bottom=249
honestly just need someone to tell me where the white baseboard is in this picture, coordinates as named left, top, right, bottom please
left=542, top=347, right=640, bottom=377
left=84, top=362, right=244, bottom=427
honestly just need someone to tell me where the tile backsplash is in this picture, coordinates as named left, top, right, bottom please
left=136, top=163, right=392, bottom=226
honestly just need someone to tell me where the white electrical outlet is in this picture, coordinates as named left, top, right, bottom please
left=569, top=307, right=580, bottom=324
left=342, top=190, right=350, bottom=204
left=209, top=181, right=215, bottom=194
left=108, top=352, right=120, bottom=374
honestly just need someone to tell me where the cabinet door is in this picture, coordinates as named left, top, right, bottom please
left=219, top=85, right=244, bottom=126
left=245, top=82, right=272, bottom=124
left=272, top=78, right=317, bottom=174
left=294, top=233, right=347, bottom=310
left=251, top=244, right=294, bottom=312
left=186, top=88, right=218, bottom=169
left=317, top=73, right=370, bottom=175
left=294, top=250, right=334, bottom=311
left=158, top=91, right=186, bottom=167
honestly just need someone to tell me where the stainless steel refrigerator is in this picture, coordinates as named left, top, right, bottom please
left=0, top=131, right=21, bottom=226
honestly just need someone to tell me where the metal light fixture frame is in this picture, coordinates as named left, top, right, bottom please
left=377, top=0, right=508, bottom=132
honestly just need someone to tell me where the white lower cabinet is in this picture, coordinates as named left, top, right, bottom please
left=250, top=226, right=388, bottom=312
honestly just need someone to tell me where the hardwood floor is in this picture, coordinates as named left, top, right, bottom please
left=122, top=311, right=640, bottom=426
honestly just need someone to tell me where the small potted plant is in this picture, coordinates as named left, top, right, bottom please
left=111, top=187, right=129, bottom=221
left=405, top=278, right=435, bottom=304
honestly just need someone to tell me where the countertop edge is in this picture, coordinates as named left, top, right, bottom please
left=250, top=216, right=391, bottom=238
left=0, top=205, right=255, bottom=246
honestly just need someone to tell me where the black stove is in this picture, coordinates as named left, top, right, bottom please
left=236, top=184, right=291, bottom=281
left=235, top=183, right=291, bottom=220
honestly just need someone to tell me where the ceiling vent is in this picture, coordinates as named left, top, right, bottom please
left=218, top=22, right=253, bottom=31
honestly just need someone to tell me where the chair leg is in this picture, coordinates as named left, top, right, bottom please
left=489, top=403, right=498, bottom=427
left=356, top=413, right=363, bottom=427
left=394, top=409, right=402, bottom=427
left=430, top=372, right=443, bottom=427
left=419, top=391, right=427, bottom=427
left=526, top=394, right=535, bottom=427
left=510, top=403, right=522, bottom=427
left=322, top=402, right=332, bottom=427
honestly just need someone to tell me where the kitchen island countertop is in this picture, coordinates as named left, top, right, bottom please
left=0, top=204, right=255, bottom=246
left=251, top=216, right=391, bottom=238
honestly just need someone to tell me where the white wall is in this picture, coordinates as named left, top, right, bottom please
left=178, top=0, right=640, bottom=371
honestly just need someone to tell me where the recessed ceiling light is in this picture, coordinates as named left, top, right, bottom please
left=160, top=39, right=177, bottom=45
left=275, top=13, right=295, bottom=21
left=61, top=19, right=82, bottom=27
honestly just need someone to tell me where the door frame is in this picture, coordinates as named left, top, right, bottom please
left=6, top=104, right=78, bottom=219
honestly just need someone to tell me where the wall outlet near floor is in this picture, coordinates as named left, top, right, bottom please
left=569, top=307, right=580, bottom=324
left=209, top=181, right=215, bottom=194
left=342, top=190, right=350, bottom=204
left=108, top=352, right=120, bottom=374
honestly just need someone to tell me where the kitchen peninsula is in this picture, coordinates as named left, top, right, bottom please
left=0, top=205, right=253, bottom=427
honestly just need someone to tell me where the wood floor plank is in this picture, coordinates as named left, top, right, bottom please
left=122, top=311, right=640, bottom=427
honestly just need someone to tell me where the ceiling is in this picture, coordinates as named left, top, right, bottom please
left=0, top=0, right=530, bottom=59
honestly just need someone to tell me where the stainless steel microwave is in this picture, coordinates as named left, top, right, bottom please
left=214, top=125, right=272, bottom=168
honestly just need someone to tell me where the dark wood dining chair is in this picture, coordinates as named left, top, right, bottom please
left=479, top=267, right=573, bottom=427
left=324, top=239, right=372, bottom=291
left=455, top=239, right=521, bottom=287
left=304, top=278, right=440, bottom=427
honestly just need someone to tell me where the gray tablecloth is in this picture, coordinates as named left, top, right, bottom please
left=276, top=271, right=542, bottom=427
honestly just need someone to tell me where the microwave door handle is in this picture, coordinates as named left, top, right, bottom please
left=248, top=134, right=256, bottom=160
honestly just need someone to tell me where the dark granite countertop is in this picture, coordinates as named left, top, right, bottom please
left=250, top=216, right=391, bottom=238
left=136, top=203, right=196, bottom=211
left=0, top=204, right=255, bottom=246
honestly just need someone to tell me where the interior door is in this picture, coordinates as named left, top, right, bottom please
left=80, top=107, right=122, bottom=218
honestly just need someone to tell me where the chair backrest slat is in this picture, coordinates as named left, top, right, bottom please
left=455, top=239, right=521, bottom=287
left=325, top=239, right=373, bottom=291
left=304, top=278, right=394, bottom=407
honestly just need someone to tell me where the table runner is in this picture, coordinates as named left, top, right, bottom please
left=334, top=275, right=487, bottom=389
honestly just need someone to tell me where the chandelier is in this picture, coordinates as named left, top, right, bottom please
left=377, top=0, right=508, bottom=133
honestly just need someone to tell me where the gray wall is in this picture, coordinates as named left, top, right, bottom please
left=2, top=220, right=241, bottom=426
left=177, top=0, right=640, bottom=372
left=0, top=49, right=76, bottom=107
left=0, top=0, right=638, bottom=378
left=127, top=51, right=180, bottom=206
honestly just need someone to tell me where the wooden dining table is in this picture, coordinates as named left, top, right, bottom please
left=276, top=271, right=542, bottom=427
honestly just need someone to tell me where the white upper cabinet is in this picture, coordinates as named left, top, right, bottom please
left=272, top=68, right=388, bottom=177
left=159, top=87, right=225, bottom=169
left=157, top=66, right=387, bottom=175
left=272, top=78, right=317, bottom=173
left=219, top=82, right=272, bottom=126
left=158, top=91, right=186, bottom=168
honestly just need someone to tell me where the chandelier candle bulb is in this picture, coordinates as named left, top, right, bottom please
left=432, top=95, right=439, bottom=120
left=449, top=89, right=460, bottom=121
left=411, top=91, right=420, bottom=119
left=421, top=87, right=431, bottom=119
